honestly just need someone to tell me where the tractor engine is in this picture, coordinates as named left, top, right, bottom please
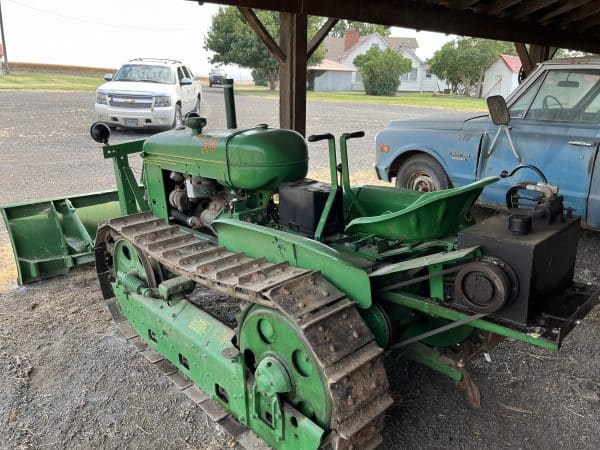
left=166, top=172, right=227, bottom=229
left=140, top=116, right=309, bottom=230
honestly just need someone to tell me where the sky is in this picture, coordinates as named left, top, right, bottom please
left=1, top=0, right=456, bottom=77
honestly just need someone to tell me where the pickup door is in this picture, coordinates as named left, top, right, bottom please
left=477, top=67, right=600, bottom=222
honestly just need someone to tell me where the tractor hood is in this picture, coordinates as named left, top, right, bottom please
left=388, top=112, right=487, bottom=131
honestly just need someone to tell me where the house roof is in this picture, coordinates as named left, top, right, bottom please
left=384, top=36, right=418, bottom=50
left=324, top=33, right=418, bottom=61
left=500, top=54, right=522, bottom=73
left=308, top=59, right=355, bottom=72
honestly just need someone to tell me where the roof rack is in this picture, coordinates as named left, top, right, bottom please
left=130, top=58, right=182, bottom=64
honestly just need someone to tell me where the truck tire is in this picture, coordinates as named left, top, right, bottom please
left=395, top=154, right=452, bottom=192
left=195, top=95, right=201, bottom=114
left=172, top=105, right=183, bottom=129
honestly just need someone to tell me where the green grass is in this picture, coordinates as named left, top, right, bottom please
left=0, top=71, right=487, bottom=111
left=236, top=85, right=487, bottom=111
left=0, top=71, right=104, bottom=91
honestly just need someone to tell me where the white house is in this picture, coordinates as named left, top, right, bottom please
left=481, top=54, right=522, bottom=99
left=310, top=31, right=447, bottom=93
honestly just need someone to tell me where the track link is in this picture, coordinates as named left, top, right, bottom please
left=97, top=212, right=393, bottom=449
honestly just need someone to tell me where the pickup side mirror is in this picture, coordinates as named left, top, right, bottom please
left=180, top=77, right=193, bottom=86
left=487, top=95, right=510, bottom=126
left=103, top=73, right=113, bottom=81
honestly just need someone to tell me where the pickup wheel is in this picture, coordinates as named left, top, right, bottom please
left=172, top=105, right=183, bottom=129
left=195, top=95, right=201, bottom=114
left=395, top=154, right=452, bottom=192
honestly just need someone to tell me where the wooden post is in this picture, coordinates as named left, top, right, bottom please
left=279, top=12, right=307, bottom=136
left=515, top=42, right=557, bottom=76
left=0, top=0, right=8, bottom=75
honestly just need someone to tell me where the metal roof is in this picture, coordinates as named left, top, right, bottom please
left=324, top=34, right=418, bottom=61
left=308, top=59, right=355, bottom=71
left=199, top=0, right=600, bottom=54
left=500, top=54, right=522, bottom=73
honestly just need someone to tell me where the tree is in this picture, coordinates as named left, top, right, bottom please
left=205, top=7, right=325, bottom=90
left=428, top=38, right=516, bottom=96
left=329, top=21, right=391, bottom=38
left=251, top=68, right=269, bottom=87
left=554, top=48, right=592, bottom=59
left=353, top=47, right=412, bottom=96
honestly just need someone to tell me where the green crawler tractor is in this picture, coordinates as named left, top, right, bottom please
left=2, top=80, right=598, bottom=449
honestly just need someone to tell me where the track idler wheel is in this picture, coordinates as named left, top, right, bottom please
left=239, top=305, right=333, bottom=435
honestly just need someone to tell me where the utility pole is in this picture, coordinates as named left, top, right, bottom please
left=0, top=0, right=8, bottom=75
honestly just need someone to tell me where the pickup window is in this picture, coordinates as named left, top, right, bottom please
left=509, top=76, right=543, bottom=118
left=510, top=69, right=600, bottom=123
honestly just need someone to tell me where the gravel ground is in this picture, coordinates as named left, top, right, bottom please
left=1, top=89, right=600, bottom=449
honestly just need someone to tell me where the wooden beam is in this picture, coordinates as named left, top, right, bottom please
left=578, top=11, right=600, bottom=32
left=198, top=0, right=600, bottom=54
left=515, top=42, right=533, bottom=75
left=539, top=0, right=591, bottom=23
left=558, top=2, right=600, bottom=27
left=307, top=17, right=338, bottom=59
left=476, top=0, right=522, bottom=16
left=279, top=12, right=307, bottom=136
left=527, top=44, right=556, bottom=66
left=449, top=0, right=482, bottom=10
left=510, top=0, right=561, bottom=20
left=238, top=7, right=286, bottom=63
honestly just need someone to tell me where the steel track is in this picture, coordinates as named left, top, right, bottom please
left=96, top=212, right=393, bottom=449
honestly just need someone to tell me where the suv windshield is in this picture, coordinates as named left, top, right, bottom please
left=114, top=64, right=175, bottom=84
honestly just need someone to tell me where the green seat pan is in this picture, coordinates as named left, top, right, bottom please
left=345, top=176, right=499, bottom=241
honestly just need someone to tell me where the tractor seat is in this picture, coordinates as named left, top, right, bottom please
left=344, top=177, right=499, bottom=241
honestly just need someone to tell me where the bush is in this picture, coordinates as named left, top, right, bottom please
left=251, top=68, right=268, bottom=87
left=353, top=47, right=412, bottom=96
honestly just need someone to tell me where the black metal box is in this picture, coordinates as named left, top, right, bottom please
left=457, top=214, right=580, bottom=327
left=278, top=179, right=344, bottom=237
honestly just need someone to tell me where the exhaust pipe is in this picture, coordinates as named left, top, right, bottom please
left=223, top=78, right=237, bottom=129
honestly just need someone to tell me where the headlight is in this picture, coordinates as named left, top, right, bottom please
left=96, top=91, right=107, bottom=105
left=154, top=96, right=171, bottom=107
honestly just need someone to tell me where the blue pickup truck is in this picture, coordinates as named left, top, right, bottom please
left=375, top=56, right=600, bottom=228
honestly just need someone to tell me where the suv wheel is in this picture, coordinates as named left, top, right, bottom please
left=195, top=95, right=201, bottom=114
left=395, top=154, right=451, bottom=192
left=172, top=105, right=183, bottom=129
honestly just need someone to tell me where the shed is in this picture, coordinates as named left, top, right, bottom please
left=482, top=54, right=522, bottom=99
left=308, top=59, right=354, bottom=91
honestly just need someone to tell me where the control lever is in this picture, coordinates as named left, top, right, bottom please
left=307, top=133, right=334, bottom=142
left=341, top=131, right=365, bottom=140
left=339, top=131, right=366, bottom=217
left=308, top=133, right=338, bottom=242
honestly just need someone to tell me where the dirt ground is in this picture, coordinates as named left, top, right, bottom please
left=1, top=90, right=600, bottom=449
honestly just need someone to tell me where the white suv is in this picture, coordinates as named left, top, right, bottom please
left=95, top=58, right=202, bottom=129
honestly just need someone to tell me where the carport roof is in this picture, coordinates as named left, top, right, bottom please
left=199, top=0, right=600, bottom=54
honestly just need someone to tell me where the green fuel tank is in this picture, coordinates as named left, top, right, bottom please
left=142, top=121, right=308, bottom=191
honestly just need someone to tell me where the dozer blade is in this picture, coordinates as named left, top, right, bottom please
left=1, top=190, right=121, bottom=285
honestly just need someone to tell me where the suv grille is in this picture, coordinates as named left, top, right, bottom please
left=108, top=94, right=154, bottom=109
